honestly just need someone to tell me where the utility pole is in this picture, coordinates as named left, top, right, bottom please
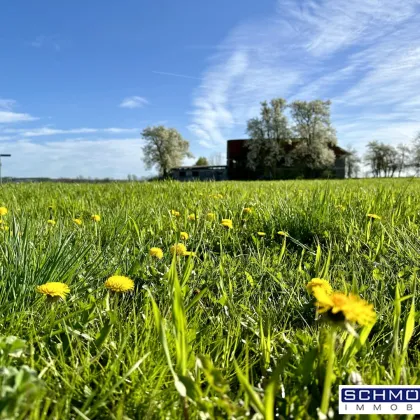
left=0, top=154, right=11, bottom=185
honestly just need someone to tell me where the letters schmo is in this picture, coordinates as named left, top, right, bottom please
left=339, top=385, right=420, bottom=415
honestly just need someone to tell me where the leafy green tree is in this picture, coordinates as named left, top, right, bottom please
left=141, top=126, right=193, bottom=177
left=195, top=157, right=209, bottom=166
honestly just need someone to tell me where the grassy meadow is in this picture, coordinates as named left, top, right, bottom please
left=0, top=179, right=419, bottom=419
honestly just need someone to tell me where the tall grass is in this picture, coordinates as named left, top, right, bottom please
left=0, top=179, right=419, bottom=419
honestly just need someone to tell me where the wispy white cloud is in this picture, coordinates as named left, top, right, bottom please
left=153, top=71, right=203, bottom=81
left=189, top=0, right=420, bottom=153
left=29, top=35, right=61, bottom=52
left=0, top=137, right=147, bottom=179
left=2, top=127, right=139, bottom=137
left=0, top=111, right=37, bottom=124
left=119, top=96, right=148, bottom=109
left=0, top=99, right=37, bottom=124
left=0, top=99, right=17, bottom=110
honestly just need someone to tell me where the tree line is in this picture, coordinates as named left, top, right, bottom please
left=140, top=97, right=420, bottom=179
left=360, top=138, right=420, bottom=178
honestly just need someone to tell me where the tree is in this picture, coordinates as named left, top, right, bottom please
left=195, top=157, right=209, bottom=166
left=288, top=100, right=337, bottom=170
left=364, top=141, right=381, bottom=177
left=345, top=146, right=361, bottom=178
left=246, top=98, right=291, bottom=176
left=410, top=133, right=420, bottom=174
left=364, top=141, right=398, bottom=177
left=141, top=126, right=193, bottom=177
left=396, top=143, right=411, bottom=177
left=209, top=152, right=224, bottom=166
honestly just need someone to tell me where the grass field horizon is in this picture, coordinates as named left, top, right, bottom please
left=0, top=179, right=419, bottom=419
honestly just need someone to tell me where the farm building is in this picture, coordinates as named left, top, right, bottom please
left=170, top=139, right=349, bottom=181
left=170, top=165, right=227, bottom=181
left=227, top=139, right=349, bottom=180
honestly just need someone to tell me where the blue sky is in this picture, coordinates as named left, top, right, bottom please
left=1, top=0, right=420, bottom=178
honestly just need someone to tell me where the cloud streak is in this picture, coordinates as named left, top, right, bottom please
left=189, top=0, right=420, bottom=152
left=119, top=96, right=148, bottom=109
left=0, top=111, right=37, bottom=124
left=0, top=99, right=37, bottom=124
left=0, top=137, right=147, bottom=179
left=2, top=127, right=140, bottom=137
left=29, top=35, right=61, bottom=52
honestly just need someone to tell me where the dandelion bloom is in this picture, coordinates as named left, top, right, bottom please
left=257, top=232, right=266, bottom=237
left=171, top=210, right=181, bottom=217
left=206, top=212, right=216, bottom=221
left=367, top=213, right=381, bottom=220
left=170, top=243, right=187, bottom=256
left=73, top=218, right=82, bottom=226
left=180, top=232, right=189, bottom=240
left=221, top=219, right=233, bottom=229
left=243, top=207, right=252, bottom=214
left=277, top=231, right=288, bottom=237
left=37, top=282, right=70, bottom=299
left=188, top=214, right=197, bottom=221
left=47, top=220, right=56, bottom=226
left=149, top=247, right=164, bottom=259
left=306, top=278, right=333, bottom=295
left=0, top=225, right=9, bottom=231
left=91, top=214, right=101, bottom=222
left=313, top=288, right=376, bottom=326
left=0, top=207, right=8, bottom=216
left=105, top=276, right=134, bottom=293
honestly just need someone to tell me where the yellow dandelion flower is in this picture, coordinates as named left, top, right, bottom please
left=180, top=232, right=189, bottom=240
left=313, top=288, right=376, bottom=326
left=0, top=225, right=9, bottom=231
left=91, top=214, right=101, bottom=222
left=171, top=210, right=181, bottom=217
left=306, top=278, right=333, bottom=295
left=149, top=247, right=164, bottom=259
left=0, top=207, right=8, bottom=216
left=206, top=212, right=216, bottom=221
left=188, top=214, right=197, bottom=221
left=257, top=232, right=266, bottom=237
left=221, top=219, right=233, bottom=229
left=73, top=218, right=82, bottom=226
left=367, top=213, right=381, bottom=220
left=243, top=207, right=252, bottom=214
left=170, top=243, right=187, bottom=256
left=37, top=282, right=70, bottom=299
left=47, top=220, right=56, bottom=226
left=277, top=231, right=288, bottom=237
left=105, top=275, right=134, bottom=293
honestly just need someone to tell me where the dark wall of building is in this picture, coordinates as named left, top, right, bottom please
left=227, top=140, right=257, bottom=180
left=171, top=167, right=227, bottom=181
left=227, top=139, right=348, bottom=180
left=333, top=155, right=347, bottom=178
